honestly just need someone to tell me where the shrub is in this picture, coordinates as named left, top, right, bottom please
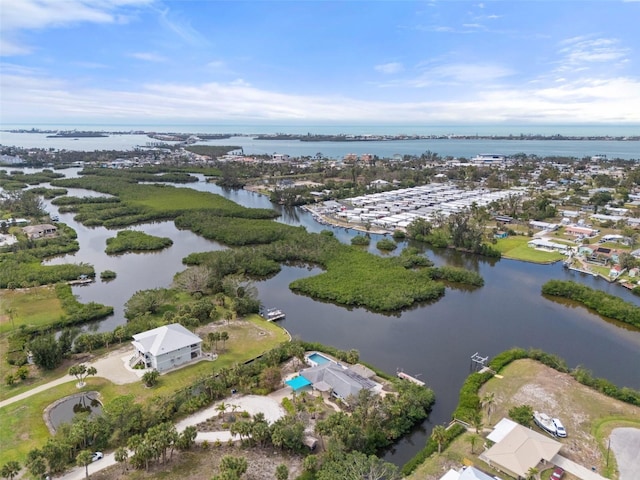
left=100, top=270, right=117, bottom=280
left=376, top=238, right=398, bottom=251
left=350, top=235, right=370, bottom=246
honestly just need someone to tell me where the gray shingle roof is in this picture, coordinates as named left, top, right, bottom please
left=301, top=362, right=377, bottom=400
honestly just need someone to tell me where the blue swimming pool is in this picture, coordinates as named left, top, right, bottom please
left=308, top=352, right=331, bottom=365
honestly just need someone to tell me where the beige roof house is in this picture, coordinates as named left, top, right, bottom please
left=480, top=421, right=561, bottom=479
left=22, top=224, right=57, bottom=240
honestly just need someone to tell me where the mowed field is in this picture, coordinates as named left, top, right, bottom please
left=494, top=236, right=565, bottom=263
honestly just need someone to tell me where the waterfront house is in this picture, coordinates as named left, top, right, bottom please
left=481, top=418, right=561, bottom=480
left=300, top=361, right=381, bottom=403
left=131, top=323, right=202, bottom=372
left=22, top=224, right=57, bottom=240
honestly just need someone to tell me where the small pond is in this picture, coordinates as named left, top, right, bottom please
left=46, top=391, right=103, bottom=432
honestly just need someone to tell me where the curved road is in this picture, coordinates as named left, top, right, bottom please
left=56, top=394, right=286, bottom=480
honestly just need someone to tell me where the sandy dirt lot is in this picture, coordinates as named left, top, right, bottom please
left=479, top=359, right=640, bottom=478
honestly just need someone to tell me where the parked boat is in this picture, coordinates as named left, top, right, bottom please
left=262, top=307, right=285, bottom=322
left=533, top=411, right=557, bottom=436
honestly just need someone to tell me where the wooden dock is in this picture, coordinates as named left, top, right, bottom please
left=397, top=371, right=426, bottom=386
left=68, top=278, right=94, bottom=286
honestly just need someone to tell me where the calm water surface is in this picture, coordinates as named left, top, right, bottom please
left=6, top=169, right=640, bottom=465
left=1, top=130, right=639, bottom=159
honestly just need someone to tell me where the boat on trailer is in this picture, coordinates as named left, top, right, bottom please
left=533, top=411, right=557, bottom=436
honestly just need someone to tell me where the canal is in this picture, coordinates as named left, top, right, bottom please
left=16, top=168, right=640, bottom=465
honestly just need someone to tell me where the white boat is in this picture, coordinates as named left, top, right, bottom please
left=533, top=411, right=557, bottom=436
left=262, top=307, right=285, bottom=322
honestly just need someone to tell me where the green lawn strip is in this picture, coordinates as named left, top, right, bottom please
left=590, top=264, right=613, bottom=276
left=0, top=378, right=110, bottom=465
left=494, top=236, right=565, bottom=263
left=0, top=286, right=64, bottom=333
left=592, top=417, right=640, bottom=479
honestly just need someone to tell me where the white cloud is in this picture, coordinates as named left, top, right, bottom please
left=557, top=36, right=629, bottom=67
left=1, top=0, right=151, bottom=30
left=156, top=7, right=209, bottom=47
left=128, top=52, right=167, bottom=62
left=3, top=70, right=639, bottom=124
left=374, top=62, right=404, bottom=74
left=0, top=38, right=32, bottom=56
left=1, top=0, right=152, bottom=56
left=402, top=62, right=514, bottom=87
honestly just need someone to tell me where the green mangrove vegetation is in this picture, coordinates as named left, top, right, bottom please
left=542, top=279, right=640, bottom=329
left=0, top=170, right=65, bottom=190
left=51, top=174, right=277, bottom=227
left=105, top=230, right=173, bottom=255
left=0, top=254, right=93, bottom=289
left=182, top=224, right=482, bottom=312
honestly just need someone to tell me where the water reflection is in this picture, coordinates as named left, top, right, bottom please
left=5, top=169, right=640, bottom=466
left=48, top=392, right=102, bottom=432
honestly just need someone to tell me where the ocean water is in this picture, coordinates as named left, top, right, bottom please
left=2, top=123, right=640, bottom=137
left=1, top=124, right=639, bottom=159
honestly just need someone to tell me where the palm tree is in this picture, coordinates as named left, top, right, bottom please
left=431, top=425, right=447, bottom=454
left=472, top=411, right=484, bottom=434
left=216, top=401, right=228, bottom=420
left=467, top=433, right=479, bottom=454
left=75, top=450, right=93, bottom=480
left=114, top=447, right=128, bottom=474
left=1, top=460, right=21, bottom=480
left=220, top=331, right=229, bottom=349
left=526, top=466, right=539, bottom=480
left=482, top=392, right=496, bottom=424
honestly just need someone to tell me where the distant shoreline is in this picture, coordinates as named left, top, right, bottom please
left=5, top=129, right=639, bottom=142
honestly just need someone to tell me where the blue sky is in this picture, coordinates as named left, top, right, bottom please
left=1, top=0, right=640, bottom=125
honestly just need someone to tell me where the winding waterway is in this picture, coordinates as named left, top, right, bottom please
left=8, top=167, right=640, bottom=466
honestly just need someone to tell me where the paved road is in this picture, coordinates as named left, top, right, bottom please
left=56, top=393, right=287, bottom=480
left=609, top=427, right=640, bottom=480
left=551, top=454, right=608, bottom=480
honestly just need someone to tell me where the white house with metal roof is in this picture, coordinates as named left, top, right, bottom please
left=131, top=323, right=202, bottom=372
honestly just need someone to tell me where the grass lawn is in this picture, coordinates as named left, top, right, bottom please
left=0, top=286, right=64, bottom=333
left=494, top=236, right=565, bottom=263
left=0, top=314, right=289, bottom=466
left=0, top=378, right=110, bottom=465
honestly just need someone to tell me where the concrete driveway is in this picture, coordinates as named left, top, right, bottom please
left=0, top=347, right=141, bottom=409
left=57, top=393, right=288, bottom=479
left=610, top=427, right=640, bottom=480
